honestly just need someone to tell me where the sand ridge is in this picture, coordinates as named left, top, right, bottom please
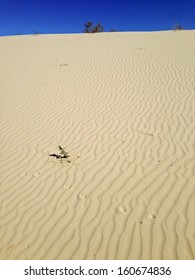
left=0, top=31, right=195, bottom=259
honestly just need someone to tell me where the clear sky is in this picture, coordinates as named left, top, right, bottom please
left=0, top=0, right=195, bottom=36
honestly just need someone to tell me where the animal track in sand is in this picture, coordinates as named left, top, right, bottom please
left=33, top=172, right=42, bottom=177
left=115, top=205, right=128, bottom=214
left=19, top=172, right=27, bottom=178
left=147, top=213, right=156, bottom=220
left=78, top=193, right=88, bottom=201
left=63, top=185, right=72, bottom=190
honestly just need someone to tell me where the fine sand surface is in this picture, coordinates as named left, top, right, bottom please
left=0, top=31, right=195, bottom=260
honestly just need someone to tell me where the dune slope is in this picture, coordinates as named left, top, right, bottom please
left=0, top=31, right=195, bottom=259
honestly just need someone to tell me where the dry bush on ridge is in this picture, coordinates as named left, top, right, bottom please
left=83, top=21, right=104, bottom=33
left=33, top=29, right=41, bottom=36
left=173, top=24, right=183, bottom=31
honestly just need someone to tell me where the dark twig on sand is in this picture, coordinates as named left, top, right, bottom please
left=49, top=146, right=70, bottom=161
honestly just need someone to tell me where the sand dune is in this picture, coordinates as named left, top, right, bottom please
left=0, top=31, right=195, bottom=260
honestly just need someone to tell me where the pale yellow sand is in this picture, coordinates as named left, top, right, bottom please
left=0, top=31, right=195, bottom=260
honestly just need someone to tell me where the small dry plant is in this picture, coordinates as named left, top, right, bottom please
left=50, top=146, right=71, bottom=162
left=83, top=21, right=104, bottom=33
left=173, top=24, right=183, bottom=31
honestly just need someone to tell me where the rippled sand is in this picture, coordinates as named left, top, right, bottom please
left=0, top=31, right=195, bottom=259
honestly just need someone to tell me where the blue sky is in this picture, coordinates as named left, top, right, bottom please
left=0, top=0, right=195, bottom=36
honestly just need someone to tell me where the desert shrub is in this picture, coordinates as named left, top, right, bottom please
left=49, top=146, right=71, bottom=162
left=33, top=29, right=41, bottom=36
left=83, top=21, right=104, bottom=33
left=174, top=24, right=183, bottom=31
